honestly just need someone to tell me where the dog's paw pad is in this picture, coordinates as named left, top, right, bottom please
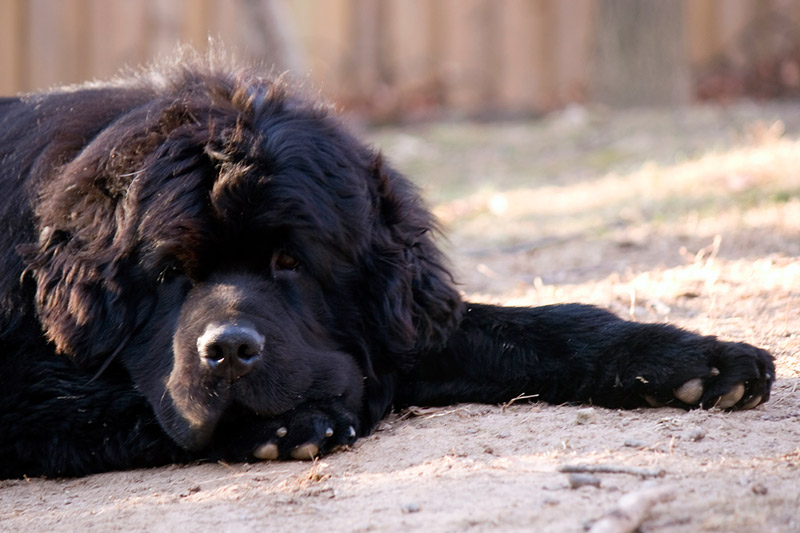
left=740, top=394, right=763, bottom=410
left=713, top=382, right=745, bottom=409
left=290, top=443, right=320, bottom=461
left=253, top=443, right=279, bottom=460
left=674, top=378, right=704, bottom=405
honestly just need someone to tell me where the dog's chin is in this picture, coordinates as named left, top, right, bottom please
left=150, top=396, right=221, bottom=451
left=151, top=374, right=232, bottom=450
left=154, top=369, right=301, bottom=450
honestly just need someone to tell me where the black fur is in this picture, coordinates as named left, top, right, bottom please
left=0, top=63, right=774, bottom=478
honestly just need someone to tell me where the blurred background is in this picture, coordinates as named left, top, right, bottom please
left=3, top=0, right=800, bottom=120
left=3, top=4, right=800, bottom=528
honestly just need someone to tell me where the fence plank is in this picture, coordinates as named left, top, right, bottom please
left=497, top=0, right=535, bottom=112
left=386, top=0, right=434, bottom=113
left=687, top=0, right=720, bottom=65
left=351, top=0, right=381, bottom=101
left=288, top=0, right=350, bottom=97
left=182, top=0, right=211, bottom=49
left=0, top=0, right=24, bottom=94
left=532, top=0, right=556, bottom=109
left=27, top=0, right=91, bottom=91
left=439, top=0, right=495, bottom=112
left=553, top=0, right=593, bottom=104
left=147, top=0, right=186, bottom=59
left=717, top=0, right=754, bottom=65
left=88, top=0, right=148, bottom=80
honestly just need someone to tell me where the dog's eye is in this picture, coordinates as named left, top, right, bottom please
left=273, top=251, right=300, bottom=271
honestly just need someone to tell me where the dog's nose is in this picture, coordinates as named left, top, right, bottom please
left=197, top=324, right=265, bottom=381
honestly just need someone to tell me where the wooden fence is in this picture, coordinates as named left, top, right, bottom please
left=2, top=0, right=800, bottom=117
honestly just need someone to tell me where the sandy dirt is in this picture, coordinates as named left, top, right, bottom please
left=1, top=104, right=799, bottom=532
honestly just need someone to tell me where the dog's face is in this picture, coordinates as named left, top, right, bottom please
left=23, top=73, right=462, bottom=450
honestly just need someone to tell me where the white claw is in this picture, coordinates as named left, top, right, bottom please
left=709, top=367, right=720, bottom=377
left=715, top=383, right=745, bottom=409
left=275, top=427, right=288, bottom=438
left=253, top=443, right=279, bottom=460
left=348, top=426, right=356, bottom=438
left=290, top=443, right=319, bottom=461
left=741, top=394, right=762, bottom=410
left=324, top=427, right=334, bottom=438
left=674, top=378, right=704, bottom=405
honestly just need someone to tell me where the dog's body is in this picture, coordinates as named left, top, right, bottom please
left=0, top=63, right=774, bottom=478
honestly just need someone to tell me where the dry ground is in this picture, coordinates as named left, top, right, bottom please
left=1, top=103, right=799, bottom=532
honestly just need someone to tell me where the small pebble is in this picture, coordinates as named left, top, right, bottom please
left=751, top=483, right=768, bottom=495
left=575, top=408, right=597, bottom=425
left=684, top=426, right=706, bottom=441
left=623, top=439, right=646, bottom=448
left=402, top=502, right=421, bottom=513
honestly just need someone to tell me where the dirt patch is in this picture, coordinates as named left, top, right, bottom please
left=2, top=104, right=798, bottom=532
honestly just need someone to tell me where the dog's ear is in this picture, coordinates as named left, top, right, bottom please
left=23, top=224, right=137, bottom=369
left=21, top=117, right=210, bottom=370
left=21, top=140, right=150, bottom=369
left=361, top=155, right=463, bottom=371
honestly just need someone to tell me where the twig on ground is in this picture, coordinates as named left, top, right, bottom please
left=399, top=405, right=486, bottom=420
left=501, top=393, right=539, bottom=412
left=588, top=485, right=676, bottom=533
left=558, top=464, right=666, bottom=479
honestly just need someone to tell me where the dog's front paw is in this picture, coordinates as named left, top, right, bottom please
left=640, top=341, right=775, bottom=410
left=249, top=399, right=360, bottom=462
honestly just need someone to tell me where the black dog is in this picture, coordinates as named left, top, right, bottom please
left=0, top=61, right=774, bottom=478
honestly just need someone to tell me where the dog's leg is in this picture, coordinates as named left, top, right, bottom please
left=397, top=303, right=774, bottom=411
left=0, top=353, right=187, bottom=478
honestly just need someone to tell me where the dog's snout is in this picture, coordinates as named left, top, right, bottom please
left=197, top=324, right=265, bottom=381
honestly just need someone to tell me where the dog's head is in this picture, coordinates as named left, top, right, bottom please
left=23, top=67, right=463, bottom=449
